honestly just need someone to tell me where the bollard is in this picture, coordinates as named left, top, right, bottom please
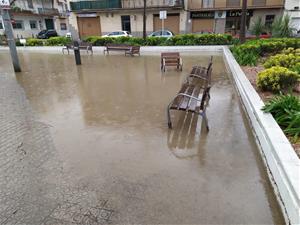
left=73, top=41, right=81, bottom=65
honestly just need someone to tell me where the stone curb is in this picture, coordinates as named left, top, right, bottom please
left=222, top=46, right=300, bottom=225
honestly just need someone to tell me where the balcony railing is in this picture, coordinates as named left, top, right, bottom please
left=70, top=0, right=183, bottom=11
left=37, top=8, right=59, bottom=15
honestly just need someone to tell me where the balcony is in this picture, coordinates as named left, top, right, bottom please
left=37, top=8, right=59, bottom=15
left=70, top=0, right=184, bottom=11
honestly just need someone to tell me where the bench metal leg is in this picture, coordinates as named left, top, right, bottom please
left=201, top=112, right=209, bottom=132
left=167, top=107, right=172, bottom=129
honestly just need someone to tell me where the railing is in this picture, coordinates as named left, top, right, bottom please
left=37, top=8, right=59, bottom=15
left=70, top=0, right=183, bottom=11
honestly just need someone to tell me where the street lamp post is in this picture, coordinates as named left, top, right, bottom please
left=240, top=0, right=247, bottom=43
left=143, top=0, right=146, bottom=39
left=0, top=5, right=21, bottom=72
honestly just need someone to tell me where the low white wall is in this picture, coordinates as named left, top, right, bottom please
left=222, top=46, right=300, bottom=225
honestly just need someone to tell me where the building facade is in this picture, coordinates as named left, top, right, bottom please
left=0, top=0, right=69, bottom=38
left=187, top=0, right=284, bottom=35
left=284, top=0, right=300, bottom=31
left=68, top=0, right=188, bottom=39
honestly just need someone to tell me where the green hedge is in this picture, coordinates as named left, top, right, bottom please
left=84, top=34, right=235, bottom=46
left=15, top=37, right=72, bottom=46
left=231, top=38, right=300, bottom=66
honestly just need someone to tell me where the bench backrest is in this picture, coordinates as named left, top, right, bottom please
left=107, top=43, right=129, bottom=47
left=161, top=52, right=180, bottom=58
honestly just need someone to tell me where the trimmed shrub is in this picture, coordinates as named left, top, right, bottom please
left=26, top=38, right=44, bottom=46
left=263, top=53, right=300, bottom=69
left=257, top=66, right=299, bottom=92
left=46, top=37, right=72, bottom=46
left=83, top=34, right=234, bottom=46
left=231, top=38, right=300, bottom=65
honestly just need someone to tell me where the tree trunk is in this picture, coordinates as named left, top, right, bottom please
left=240, top=0, right=247, bottom=43
left=143, top=0, right=146, bottom=39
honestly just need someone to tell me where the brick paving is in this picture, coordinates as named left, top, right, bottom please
left=0, top=74, right=114, bottom=225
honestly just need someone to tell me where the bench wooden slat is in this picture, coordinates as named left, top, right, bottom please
left=187, top=86, right=202, bottom=113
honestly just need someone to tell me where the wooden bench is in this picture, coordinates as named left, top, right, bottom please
left=104, top=44, right=140, bottom=56
left=167, top=84, right=211, bottom=131
left=186, top=61, right=213, bottom=87
left=161, top=52, right=183, bottom=72
left=125, top=46, right=141, bottom=56
left=62, top=42, right=93, bottom=55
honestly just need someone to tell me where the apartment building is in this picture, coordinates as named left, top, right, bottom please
left=0, top=0, right=69, bottom=38
left=284, top=0, right=300, bottom=30
left=68, top=0, right=187, bottom=38
left=187, top=0, right=284, bottom=34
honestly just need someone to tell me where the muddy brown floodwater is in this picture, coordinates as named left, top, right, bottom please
left=0, top=51, right=285, bottom=224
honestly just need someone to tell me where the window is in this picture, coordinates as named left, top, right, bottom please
left=265, top=15, right=275, bottom=28
left=27, top=0, right=33, bottom=8
left=30, top=20, right=37, bottom=29
left=60, top=23, right=67, bottom=30
left=202, top=0, right=214, bottom=8
left=12, top=20, right=23, bottom=29
left=0, top=21, right=3, bottom=29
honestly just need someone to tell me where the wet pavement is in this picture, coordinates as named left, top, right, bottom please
left=0, top=51, right=285, bottom=224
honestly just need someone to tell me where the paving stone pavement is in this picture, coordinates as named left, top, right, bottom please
left=0, top=74, right=116, bottom=225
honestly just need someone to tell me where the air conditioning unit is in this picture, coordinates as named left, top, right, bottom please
left=214, top=11, right=226, bottom=19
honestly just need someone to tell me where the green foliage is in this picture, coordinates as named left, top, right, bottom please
left=26, top=38, right=44, bottom=46
left=250, top=17, right=266, bottom=38
left=257, top=66, right=299, bottom=92
left=45, top=37, right=72, bottom=46
left=262, top=94, right=300, bottom=140
left=231, top=38, right=300, bottom=65
left=271, top=15, right=296, bottom=38
left=264, top=53, right=300, bottom=69
left=84, top=34, right=234, bottom=46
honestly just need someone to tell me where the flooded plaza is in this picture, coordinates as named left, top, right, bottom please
left=0, top=51, right=285, bottom=224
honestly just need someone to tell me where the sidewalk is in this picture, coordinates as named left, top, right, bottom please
left=0, top=74, right=114, bottom=225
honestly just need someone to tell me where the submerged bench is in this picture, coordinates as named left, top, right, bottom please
left=167, top=59, right=213, bottom=130
left=62, top=42, right=93, bottom=55
left=161, top=52, right=183, bottom=72
left=167, top=85, right=211, bottom=131
left=104, top=44, right=140, bottom=56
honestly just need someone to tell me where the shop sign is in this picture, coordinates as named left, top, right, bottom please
left=190, top=11, right=215, bottom=19
left=226, top=10, right=253, bottom=17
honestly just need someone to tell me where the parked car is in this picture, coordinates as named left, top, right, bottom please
left=148, top=30, right=174, bottom=38
left=102, top=31, right=132, bottom=37
left=37, top=30, right=58, bottom=39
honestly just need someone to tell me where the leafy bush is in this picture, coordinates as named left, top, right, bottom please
left=271, top=15, right=296, bottom=38
left=264, top=53, right=300, bottom=69
left=250, top=17, right=266, bottom=38
left=231, top=38, right=300, bottom=65
left=257, top=66, right=299, bottom=92
left=26, top=38, right=44, bottom=46
left=83, top=34, right=234, bottom=46
left=45, top=37, right=71, bottom=46
left=262, top=94, right=300, bottom=140
left=281, top=47, right=300, bottom=55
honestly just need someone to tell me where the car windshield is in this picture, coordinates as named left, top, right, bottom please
left=38, top=30, right=47, bottom=35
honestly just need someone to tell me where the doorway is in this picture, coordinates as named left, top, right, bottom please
left=45, top=19, right=54, bottom=30
left=121, top=15, right=131, bottom=32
